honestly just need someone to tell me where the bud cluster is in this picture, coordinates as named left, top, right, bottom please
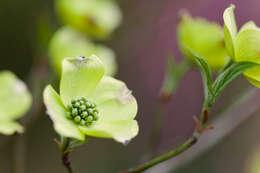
left=67, top=97, right=100, bottom=127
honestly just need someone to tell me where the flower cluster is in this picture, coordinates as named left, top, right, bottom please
left=67, top=97, right=100, bottom=126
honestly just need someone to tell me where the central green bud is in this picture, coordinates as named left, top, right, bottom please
left=67, top=97, right=100, bottom=127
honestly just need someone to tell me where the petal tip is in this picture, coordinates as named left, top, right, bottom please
left=118, top=86, right=135, bottom=104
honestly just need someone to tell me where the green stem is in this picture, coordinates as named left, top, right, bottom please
left=60, top=137, right=74, bottom=173
left=122, top=137, right=198, bottom=173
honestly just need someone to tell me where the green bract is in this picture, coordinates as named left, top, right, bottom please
left=49, top=27, right=117, bottom=76
left=177, top=12, right=229, bottom=71
left=43, top=55, right=138, bottom=143
left=56, top=0, right=122, bottom=39
left=223, top=5, right=260, bottom=87
left=0, top=71, right=32, bottom=135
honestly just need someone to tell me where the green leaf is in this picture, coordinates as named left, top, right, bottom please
left=185, top=46, right=214, bottom=107
left=223, top=4, right=237, bottom=59
left=43, top=85, right=85, bottom=140
left=213, top=61, right=258, bottom=102
left=60, top=55, right=104, bottom=106
left=0, top=71, right=32, bottom=121
left=0, top=121, right=23, bottom=135
left=79, top=120, right=138, bottom=144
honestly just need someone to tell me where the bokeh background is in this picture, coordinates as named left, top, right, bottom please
left=1, top=0, right=260, bottom=173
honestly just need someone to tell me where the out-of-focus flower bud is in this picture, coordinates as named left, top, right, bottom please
left=178, top=12, right=229, bottom=71
left=49, top=27, right=117, bottom=76
left=56, top=0, right=122, bottom=39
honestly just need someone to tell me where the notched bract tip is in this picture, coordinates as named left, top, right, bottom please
left=118, top=86, right=134, bottom=104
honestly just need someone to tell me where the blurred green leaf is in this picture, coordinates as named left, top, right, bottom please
left=159, top=55, right=190, bottom=101
left=185, top=46, right=214, bottom=108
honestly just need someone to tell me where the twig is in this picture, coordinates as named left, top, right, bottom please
left=121, top=137, right=198, bottom=173
left=149, top=88, right=259, bottom=173
left=62, top=151, right=73, bottom=173
left=59, top=137, right=74, bottom=173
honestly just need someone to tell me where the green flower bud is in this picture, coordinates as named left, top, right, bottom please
left=81, top=111, right=88, bottom=118
left=88, top=108, right=94, bottom=114
left=75, top=102, right=81, bottom=107
left=80, top=105, right=86, bottom=112
left=80, top=119, right=86, bottom=126
left=82, top=97, right=87, bottom=102
left=86, top=116, right=93, bottom=122
left=93, top=112, right=99, bottom=120
left=56, top=0, right=122, bottom=39
left=49, top=27, right=117, bottom=76
left=74, top=116, right=81, bottom=123
left=79, top=100, right=84, bottom=105
left=177, top=12, right=229, bottom=71
left=85, top=101, right=91, bottom=107
left=72, top=108, right=78, bottom=116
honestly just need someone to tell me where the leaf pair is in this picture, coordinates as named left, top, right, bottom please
left=186, top=46, right=257, bottom=110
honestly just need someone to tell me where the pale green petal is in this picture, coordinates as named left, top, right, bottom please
left=60, top=55, right=104, bottom=106
left=240, top=21, right=259, bottom=32
left=243, top=66, right=260, bottom=88
left=49, top=27, right=117, bottom=76
left=223, top=4, right=237, bottom=59
left=235, top=28, right=260, bottom=88
left=0, top=71, right=32, bottom=121
left=79, top=120, right=138, bottom=143
left=0, top=121, right=23, bottom=135
left=98, top=95, right=137, bottom=122
left=88, top=76, right=126, bottom=105
left=88, top=76, right=137, bottom=122
left=43, top=85, right=84, bottom=140
left=56, top=0, right=122, bottom=39
left=246, top=75, right=260, bottom=88
left=235, top=29, right=260, bottom=64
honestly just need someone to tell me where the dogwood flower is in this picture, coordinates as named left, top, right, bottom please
left=223, top=5, right=260, bottom=87
left=0, top=71, right=32, bottom=135
left=43, top=55, right=138, bottom=143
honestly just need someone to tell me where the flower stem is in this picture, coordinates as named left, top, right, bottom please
left=60, top=137, right=74, bottom=173
left=62, top=151, right=73, bottom=173
left=121, top=137, right=198, bottom=173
